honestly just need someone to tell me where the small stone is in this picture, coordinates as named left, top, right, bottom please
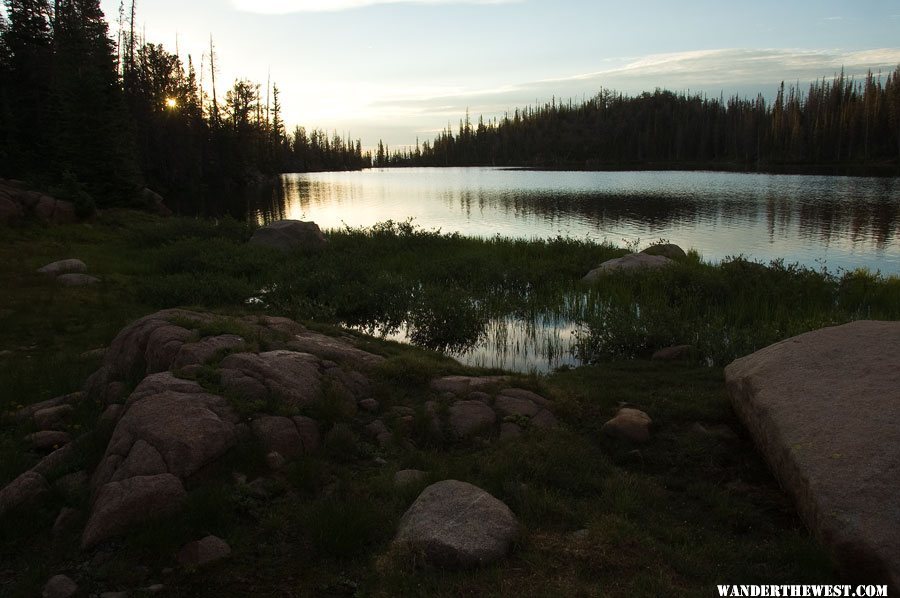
left=0, top=470, right=49, bottom=517
left=42, top=574, right=77, bottom=598
left=266, top=451, right=286, bottom=471
left=33, top=404, right=75, bottom=430
left=56, top=273, right=101, bottom=286
left=26, top=430, right=71, bottom=451
left=601, top=408, right=652, bottom=443
left=374, top=457, right=388, bottom=466
left=358, top=398, right=379, bottom=412
left=177, top=534, right=231, bottom=568
left=143, top=584, right=165, bottom=593
left=100, top=592, right=130, bottom=598
left=37, top=259, right=87, bottom=276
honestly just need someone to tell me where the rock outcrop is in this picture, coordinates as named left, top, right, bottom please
left=393, top=480, right=520, bottom=568
left=0, top=179, right=77, bottom=225
left=72, top=309, right=384, bottom=547
left=725, top=320, right=900, bottom=590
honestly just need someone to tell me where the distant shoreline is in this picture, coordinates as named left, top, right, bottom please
left=374, top=161, right=900, bottom=178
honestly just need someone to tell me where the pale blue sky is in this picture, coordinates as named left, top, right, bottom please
left=93, top=0, right=900, bottom=147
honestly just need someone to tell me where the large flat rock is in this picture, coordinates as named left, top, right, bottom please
left=724, top=320, right=900, bottom=590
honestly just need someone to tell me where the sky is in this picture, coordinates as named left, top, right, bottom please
left=92, top=0, right=900, bottom=148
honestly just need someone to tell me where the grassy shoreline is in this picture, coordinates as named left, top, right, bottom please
left=1, top=212, right=897, bottom=596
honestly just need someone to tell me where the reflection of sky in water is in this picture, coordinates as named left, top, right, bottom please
left=254, top=167, right=900, bottom=275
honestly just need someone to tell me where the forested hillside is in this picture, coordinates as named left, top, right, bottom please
left=378, top=71, right=900, bottom=172
left=0, top=0, right=370, bottom=209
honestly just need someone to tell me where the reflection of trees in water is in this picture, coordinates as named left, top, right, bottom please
left=476, top=189, right=898, bottom=250
left=795, top=197, right=898, bottom=250
left=251, top=172, right=899, bottom=251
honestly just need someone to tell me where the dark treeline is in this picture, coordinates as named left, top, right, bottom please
left=377, top=70, right=900, bottom=172
left=0, top=0, right=370, bottom=209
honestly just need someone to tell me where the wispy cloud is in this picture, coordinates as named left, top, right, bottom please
left=231, top=0, right=519, bottom=14
left=365, top=47, right=900, bottom=124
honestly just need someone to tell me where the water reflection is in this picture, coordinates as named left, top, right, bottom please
left=251, top=168, right=900, bottom=275
left=243, top=168, right=900, bottom=373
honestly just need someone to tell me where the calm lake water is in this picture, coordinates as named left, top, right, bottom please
left=252, top=167, right=900, bottom=275
left=243, top=167, right=900, bottom=372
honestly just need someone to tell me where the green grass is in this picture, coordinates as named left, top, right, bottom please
left=1, top=210, right=888, bottom=596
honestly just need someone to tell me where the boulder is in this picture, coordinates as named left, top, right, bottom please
left=448, top=401, right=496, bottom=437
left=176, top=535, right=231, bottom=568
left=394, top=480, right=520, bottom=568
left=52, top=507, right=82, bottom=536
left=287, top=332, right=385, bottom=368
left=582, top=253, right=674, bottom=282
left=601, top=408, right=652, bottom=443
left=82, top=474, right=186, bottom=549
left=0, top=195, right=23, bottom=225
left=37, top=259, right=87, bottom=276
left=93, top=373, right=239, bottom=489
left=429, top=376, right=508, bottom=395
left=251, top=416, right=306, bottom=459
left=725, top=320, right=900, bottom=590
left=141, top=188, right=172, bottom=217
left=493, top=395, right=539, bottom=418
left=498, top=387, right=551, bottom=407
left=14, top=392, right=83, bottom=422
left=640, top=243, right=687, bottom=260
left=84, top=309, right=213, bottom=396
left=292, top=416, right=320, bottom=452
left=172, top=334, right=245, bottom=369
left=42, top=574, right=78, bottom=598
left=219, top=350, right=322, bottom=408
left=651, top=344, right=693, bottom=361
left=32, top=196, right=77, bottom=224
left=56, top=273, right=100, bottom=286
left=0, top=471, right=49, bottom=517
left=32, top=444, right=76, bottom=476
left=249, top=220, right=327, bottom=253
left=359, top=398, right=379, bottom=412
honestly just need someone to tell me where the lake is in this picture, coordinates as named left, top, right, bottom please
left=241, top=167, right=900, bottom=372
left=252, top=167, right=900, bottom=275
